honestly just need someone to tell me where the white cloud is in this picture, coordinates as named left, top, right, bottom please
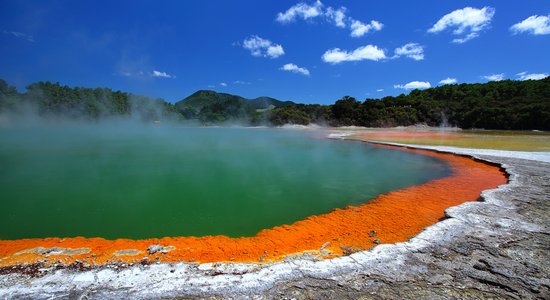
left=2, top=30, right=35, bottom=42
left=234, top=80, right=251, bottom=85
left=439, top=77, right=457, bottom=85
left=220, top=82, right=227, bottom=87
left=243, top=36, right=285, bottom=58
left=482, top=73, right=505, bottom=81
left=322, top=45, right=386, bottom=64
left=510, top=15, right=550, bottom=35
left=451, top=35, right=475, bottom=44
left=394, top=81, right=431, bottom=90
left=276, top=1, right=383, bottom=37
left=151, top=70, right=175, bottom=79
left=516, top=72, right=549, bottom=81
left=276, top=0, right=324, bottom=23
left=428, top=7, right=495, bottom=43
left=116, top=70, right=147, bottom=78
left=376, top=89, right=384, bottom=92
left=350, top=19, right=383, bottom=37
left=280, top=63, right=310, bottom=76
left=326, top=7, right=347, bottom=28
left=394, top=43, right=425, bottom=60
left=266, top=44, right=285, bottom=58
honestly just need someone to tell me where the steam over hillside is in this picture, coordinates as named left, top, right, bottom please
left=0, top=80, right=180, bottom=124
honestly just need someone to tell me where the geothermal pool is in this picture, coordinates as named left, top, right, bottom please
left=0, top=124, right=451, bottom=240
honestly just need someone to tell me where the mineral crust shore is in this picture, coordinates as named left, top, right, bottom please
left=0, top=142, right=549, bottom=299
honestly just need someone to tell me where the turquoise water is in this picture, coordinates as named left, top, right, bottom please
left=0, top=123, right=451, bottom=239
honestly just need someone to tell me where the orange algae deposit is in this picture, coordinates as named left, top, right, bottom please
left=0, top=144, right=507, bottom=267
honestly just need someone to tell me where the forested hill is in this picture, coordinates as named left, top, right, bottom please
left=359, top=77, right=550, bottom=129
left=271, top=77, right=550, bottom=130
left=174, top=90, right=294, bottom=123
left=176, top=90, right=293, bottom=111
left=1, top=77, right=549, bottom=130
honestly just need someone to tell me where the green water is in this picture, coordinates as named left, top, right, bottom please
left=0, top=123, right=451, bottom=239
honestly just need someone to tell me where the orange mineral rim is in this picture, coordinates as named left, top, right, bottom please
left=0, top=142, right=507, bottom=268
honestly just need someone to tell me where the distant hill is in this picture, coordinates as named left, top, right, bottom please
left=175, top=90, right=294, bottom=112
left=249, top=96, right=295, bottom=110
left=175, top=90, right=245, bottom=111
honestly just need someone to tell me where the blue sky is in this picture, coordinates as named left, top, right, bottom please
left=1, top=1, right=549, bottom=104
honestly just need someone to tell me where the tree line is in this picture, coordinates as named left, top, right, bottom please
left=269, top=77, right=550, bottom=130
left=1, top=77, right=549, bottom=130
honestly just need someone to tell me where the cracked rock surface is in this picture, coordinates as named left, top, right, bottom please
left=0, top=151, right=548, bottom=299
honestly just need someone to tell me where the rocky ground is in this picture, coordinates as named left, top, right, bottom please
left=0, top=146, right=548, bottom=299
